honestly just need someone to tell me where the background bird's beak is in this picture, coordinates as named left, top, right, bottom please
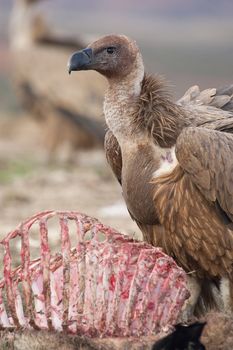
left=68, top=48, right=93, bottom=74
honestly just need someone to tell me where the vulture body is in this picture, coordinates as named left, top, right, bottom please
left=10, top=0, right=106, bottom=155
left=68, top=35, right=233, bottom=315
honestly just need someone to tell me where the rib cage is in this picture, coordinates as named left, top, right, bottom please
left=0, top=211, right=189, bottom=337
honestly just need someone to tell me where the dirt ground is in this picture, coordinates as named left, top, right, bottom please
left=0, top=113, right=141, bottom=267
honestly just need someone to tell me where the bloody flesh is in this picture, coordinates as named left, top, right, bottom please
left=0, top=211, right=189, bottom=337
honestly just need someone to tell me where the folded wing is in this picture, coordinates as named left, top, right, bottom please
left=176, top=127, right=233, bottom=224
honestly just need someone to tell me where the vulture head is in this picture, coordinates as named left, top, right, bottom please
left=68, top=34, right=144, bottom=80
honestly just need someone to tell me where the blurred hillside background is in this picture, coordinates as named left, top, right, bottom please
left=1, top=0, right=233, bottom=102
left=0, top=0, right=232, bottom=244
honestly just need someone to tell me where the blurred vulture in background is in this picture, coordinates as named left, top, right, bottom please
left=9, top=0, right=106, bottom=159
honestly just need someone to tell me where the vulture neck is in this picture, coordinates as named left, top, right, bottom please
left=104, top=53, right=145, bottom=145
left=104, top=65, right=186, bottom=149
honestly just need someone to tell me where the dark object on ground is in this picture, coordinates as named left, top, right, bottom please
left=152, top=322, right=206, bottom=350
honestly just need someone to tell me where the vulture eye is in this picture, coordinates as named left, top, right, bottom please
left=106, top=47, right=116, bottom=54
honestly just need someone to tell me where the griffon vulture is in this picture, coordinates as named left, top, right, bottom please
left=68, top=34, right=233, bottom=316
left=10, top=0, right=106, bottom=155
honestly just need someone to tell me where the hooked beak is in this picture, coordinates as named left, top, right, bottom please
left=68, top=48, right=93, bottom=74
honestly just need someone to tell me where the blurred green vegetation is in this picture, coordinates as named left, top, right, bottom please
left=0, top=73, right=19, bottom=114
left=0, top=159, right=35, bottom=184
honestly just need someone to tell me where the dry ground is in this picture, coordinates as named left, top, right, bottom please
left=0, top=112, right=141, bottom=271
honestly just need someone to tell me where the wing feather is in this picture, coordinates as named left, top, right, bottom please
left=176, top=127, right=233, bottom=223
left=104, top=130, right=122, bottom=184
left=178, top=84, right=233, bottom=113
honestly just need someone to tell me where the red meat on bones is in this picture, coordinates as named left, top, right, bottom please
left=0, top=211, right=189, bottom=337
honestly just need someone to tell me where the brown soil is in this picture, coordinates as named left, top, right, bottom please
left=0, top=113, right=141, bottom=247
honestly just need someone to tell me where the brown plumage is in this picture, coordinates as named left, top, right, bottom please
left=131, top=75, right=187, bottom=148
left=104, top=78, right=233, bottom=281
left=68, top=34, right=233, bottom=315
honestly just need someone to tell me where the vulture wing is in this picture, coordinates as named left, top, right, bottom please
left=178, top=84, right=233, bottom=111
left=104, top=129, right=161, bottom=246
left=177, top=84, right=233, bottom=215
left=178, top=84, right=233, bottom=133
left=176, top=127, right=233, bottom=224
left=104, top=130, right=122, bottom=184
